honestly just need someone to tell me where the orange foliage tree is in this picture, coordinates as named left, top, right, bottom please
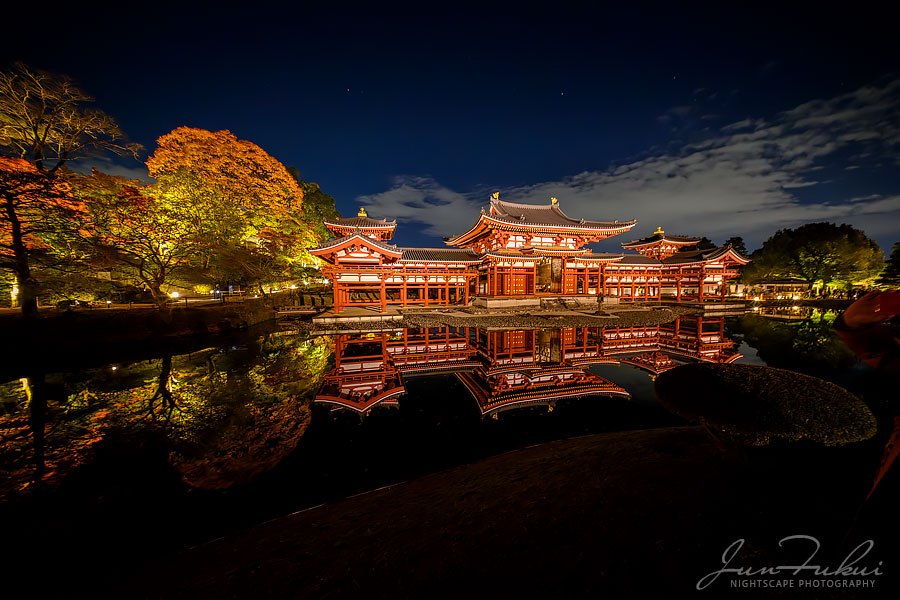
left=0, top=157, right=86, bottom=316
left=1, top=63, right=139, bottom=315
left=147, top=127, right=303, bottom=237
left=146, top=128, right=316, bottom=288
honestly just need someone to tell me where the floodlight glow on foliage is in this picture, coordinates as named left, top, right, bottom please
left=170, top=291, right=179, bottom=298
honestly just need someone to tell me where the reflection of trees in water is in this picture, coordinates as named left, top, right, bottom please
left=167, top=335, right=332, bottom=489
left=146, top=355, right=177, bottom=423
left=729, top=314, right=857, bottom=374
left=0, top=333, right=333, bottom=497
left=25, top=375, right=47, bottom=478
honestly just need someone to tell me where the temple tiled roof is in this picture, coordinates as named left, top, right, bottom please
left=621, top=232, right=700, bottom=247
left=481, top=250, right=543, bottom=260
left=488, top=199, right=636, bottom=231
left=662, top=245, right=749, bottom=265
left=400, top=248, right=482, bottom=263
left=312, top=231, right=402, bottom=255
left=579, top=252, right=625, bottom=261
left=616, top=254, right=662, bottom=265
left=324, top=216, right=397, bottom=228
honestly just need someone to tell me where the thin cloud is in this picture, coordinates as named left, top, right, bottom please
left=359, top=77, right=900, bottom=250
left=70, top=157, right=151, bottom=182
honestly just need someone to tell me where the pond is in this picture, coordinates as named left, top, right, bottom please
left=0, top=311, right=891, bottom=590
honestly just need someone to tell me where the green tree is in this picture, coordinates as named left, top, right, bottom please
left=212, top=228, right=308, bottom=296
left=286, top=167, right=342, bottom=242
left=697, top=236, right=716, bottom=250
left=875, top=241, right=900, bottom=288
left=77, top=170, right=199, bottom=306
left=723, top=236, right=747, bottom=256
left=742, top=222, right=883, bottom=288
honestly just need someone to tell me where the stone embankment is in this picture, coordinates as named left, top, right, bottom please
left=4, top=300, right=275, bottom=346
left=297, top=305, right=697, bottom=333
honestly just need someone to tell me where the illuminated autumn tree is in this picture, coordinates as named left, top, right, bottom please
left=0, top=157, right=87, bottom=316
left=145, top=128, right=319, bottom=288
left=147, top=127, right=303, bottom=246
left=76, top=170, right=200, bottom=306
left=0, top=63, right=140, bottom=173
left=0, top=63, right=140, bottom=315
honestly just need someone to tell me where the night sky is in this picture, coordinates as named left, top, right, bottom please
left=3, top=5, right=899, bottom=253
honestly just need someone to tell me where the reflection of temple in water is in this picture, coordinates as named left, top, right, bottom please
left=564, top=316, right=742, bottom=375
left=315, top=316, right=741, bottom=415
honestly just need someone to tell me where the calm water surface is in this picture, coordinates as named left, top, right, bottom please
left=1, top=313, right=878, bottom=502
left=2, top=311, right=891, bottom=590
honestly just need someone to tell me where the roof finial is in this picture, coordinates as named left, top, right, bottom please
left=654, top=226, right=664, bottom=235
left=550, top=197, right=558, bottom=205
left=491, top=191, right=500, bottom=201
left=358, top=207, right=368, bottom=217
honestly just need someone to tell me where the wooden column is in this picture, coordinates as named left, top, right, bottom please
left=698, top=267, right=705, bottom=303
left=490, top=264, right=495, bottom=297
left=424, top=273, right=429, bottom=306
left=380, top=276, right=386, bottom=313
left=334, top=281, right=343, bottom=314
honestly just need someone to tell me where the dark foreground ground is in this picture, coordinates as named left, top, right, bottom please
left=122, top=426, right=897, bottom=599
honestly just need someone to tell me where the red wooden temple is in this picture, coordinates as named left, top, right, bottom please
left=311, top=195, right=749, bottom=314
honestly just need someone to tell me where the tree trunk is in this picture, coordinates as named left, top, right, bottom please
left=149, top=283, right=168, bottom=309
left=4, top=194, right=39, bottom=318
left=16, top=272, right=38, bottom=319
left=24, top=375, right=47, bottom=479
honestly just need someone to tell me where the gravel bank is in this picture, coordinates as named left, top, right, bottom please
left=294, top=305, right=698, bottom=333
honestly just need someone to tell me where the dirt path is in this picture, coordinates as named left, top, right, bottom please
left=128, top=426, right=892, bottom=598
